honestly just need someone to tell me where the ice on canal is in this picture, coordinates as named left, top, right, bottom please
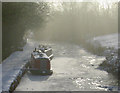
left=15, top=40, right=117, bottom=91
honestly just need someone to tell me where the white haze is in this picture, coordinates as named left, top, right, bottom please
left=31, top=2, right=118, bottom=44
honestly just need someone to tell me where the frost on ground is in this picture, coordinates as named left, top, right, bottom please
left=93, top=33, right=118, bottom=49
left=90, top=33, right=119, bottom=75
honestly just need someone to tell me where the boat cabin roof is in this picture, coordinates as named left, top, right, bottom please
left=31, top=50, right=49, bottom=60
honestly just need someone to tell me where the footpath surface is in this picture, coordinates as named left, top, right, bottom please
left=2, top=41, right=35, bottom=92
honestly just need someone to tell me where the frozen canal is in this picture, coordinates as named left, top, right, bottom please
left=15, top=41, right=118, bottom=91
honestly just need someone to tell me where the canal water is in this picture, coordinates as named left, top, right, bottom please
left=15, top=40, right=118, bottom=91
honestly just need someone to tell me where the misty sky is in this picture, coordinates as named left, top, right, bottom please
left=1, top=0, right=119, bottom=2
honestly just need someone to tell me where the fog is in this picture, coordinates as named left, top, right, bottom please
left=31, top=2, right=118, bottom=44
left=2, top=2, right=118, bottom=60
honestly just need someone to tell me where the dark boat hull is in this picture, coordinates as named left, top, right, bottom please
left=29, top=68, right=53, bottom=75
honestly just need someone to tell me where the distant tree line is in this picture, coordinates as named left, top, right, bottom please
left=35, top=2, right=118, bottom=44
